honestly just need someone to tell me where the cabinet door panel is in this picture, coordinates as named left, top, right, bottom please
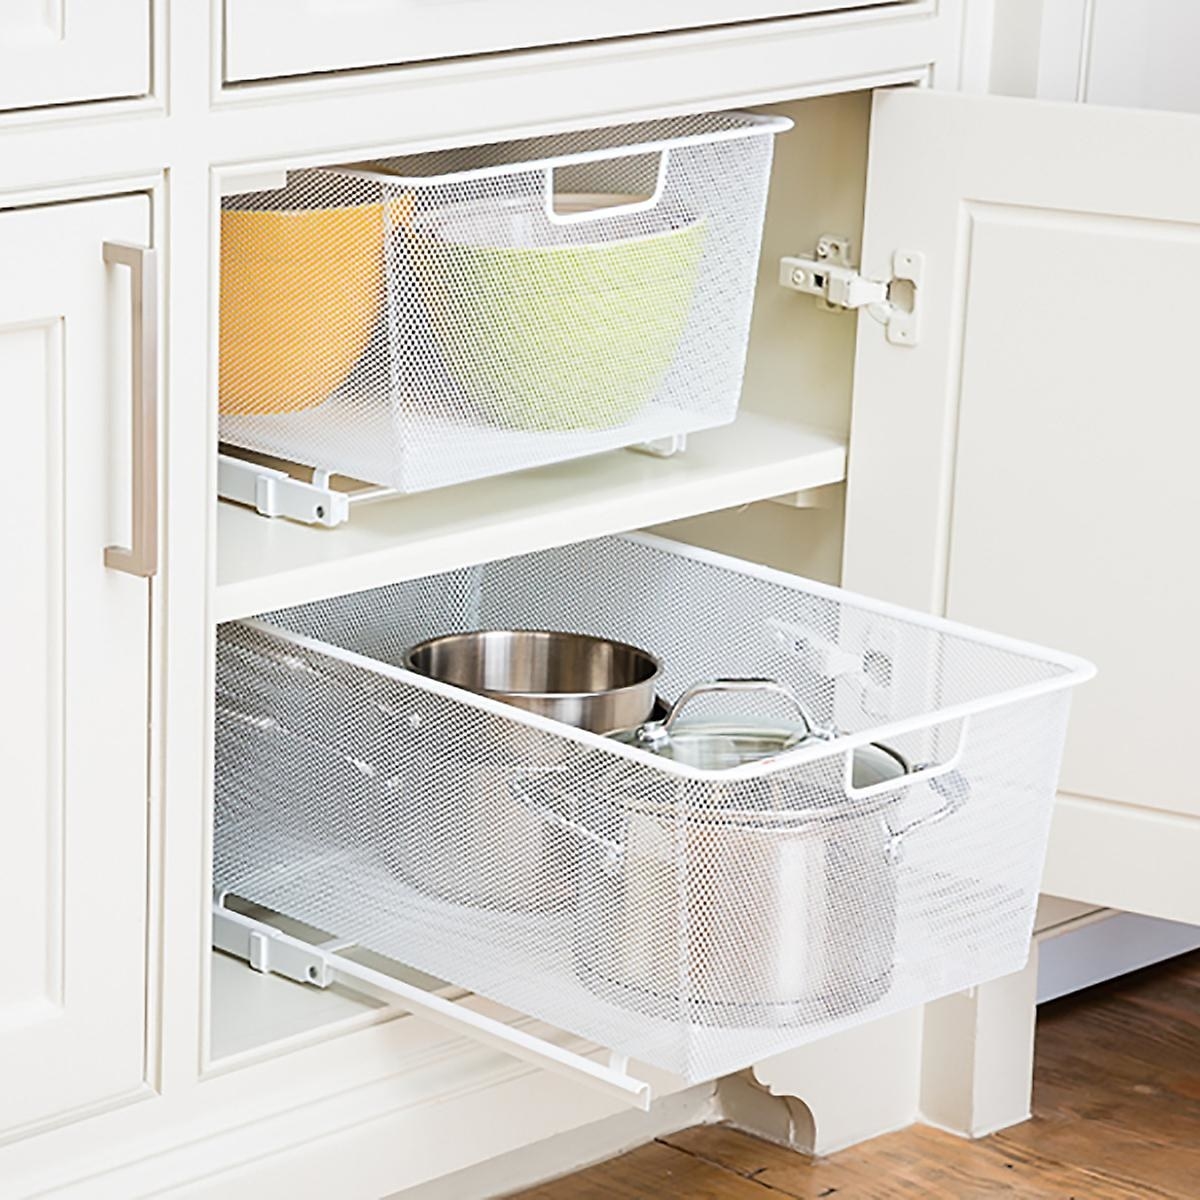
left=844, top=89, right=1200, bottom=923
left=0, top=0, right=149, bottom=112
left=0, top=195, right=151, bottom=1135
left=223, top=0, right=903, bottom=83
left=943, top=208, right=1198, bottom=818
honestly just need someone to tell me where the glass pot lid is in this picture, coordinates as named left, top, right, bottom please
left=612, top=678, right=909, bottom=784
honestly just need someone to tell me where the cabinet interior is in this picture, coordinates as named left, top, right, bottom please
left=208, top=88, right=873, bottom=1069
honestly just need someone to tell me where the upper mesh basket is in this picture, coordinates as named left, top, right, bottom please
left=218, top=112, right=790, bottom=493
left=213, top=535, right=1092, bottom=1082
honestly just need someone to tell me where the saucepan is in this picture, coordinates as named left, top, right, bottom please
left=396, top=629, right=662, bottom=912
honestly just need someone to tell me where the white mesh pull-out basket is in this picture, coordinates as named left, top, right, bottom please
left=219, top=112, right=789, bottom=494
left=214, top=535, right=1093, bottom=1082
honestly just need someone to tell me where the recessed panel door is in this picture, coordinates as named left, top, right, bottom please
left=0, top=194, right=152, bottom=1135
left=845, top=89, right=1200, bottom=924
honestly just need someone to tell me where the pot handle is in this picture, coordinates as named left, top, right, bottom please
left=509, top=769, right=625, bottom=868
left=655, top=678, right=828, bottom=741
left=884, top=768, right=971, bottom=865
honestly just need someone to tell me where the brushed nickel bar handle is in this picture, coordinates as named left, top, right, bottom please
left=103, top=241, right=158, bottom=578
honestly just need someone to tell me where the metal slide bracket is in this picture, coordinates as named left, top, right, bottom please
left=219, top=439, right=687, bottom=527
left=217, top=453, right=401, bottom=528
left=780, top=234, right=922, bottom=346
left=212, top=901, right=652, bottom=1110
left=631, top=433, right=688, bottom=458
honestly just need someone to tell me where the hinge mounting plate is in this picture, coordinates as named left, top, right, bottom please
left=779, top=234, right=922, bottom=346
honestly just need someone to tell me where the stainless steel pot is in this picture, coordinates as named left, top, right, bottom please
left=398, top=626, right=663, bottom=913
left=405, top=629, right=661, bottom=734
left=393, top=696, right=671, bottom=914
left=519, top=679, right=968, bottom=1025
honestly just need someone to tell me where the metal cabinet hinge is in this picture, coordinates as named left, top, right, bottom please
left=779, top=234, right=922, bottom=346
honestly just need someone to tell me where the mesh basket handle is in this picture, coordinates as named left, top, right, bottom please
left=543, top=150, right=671, bottom=225
left=842, top=715, right=971, bottom=803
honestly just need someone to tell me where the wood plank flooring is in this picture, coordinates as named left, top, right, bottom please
left=511, top=951, right=1200, bottom=1199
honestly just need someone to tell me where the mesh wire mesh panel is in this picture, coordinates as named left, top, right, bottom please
left=214, top=534, right=1090, bottom=1082
left=219, top=112, right=788, bottom=493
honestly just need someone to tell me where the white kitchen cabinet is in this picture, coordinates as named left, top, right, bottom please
left=0, top=194, right=153, bottom=1137
left=0, top=0, right=150, bottom=112
left=222, top=0, right=906, bottom=83
left=843, top=88, right=1200, bottom=927
left=211, top=84, right=1200, bottom=1068
left=201, top=79, right=1200, bottom=1182
left=7, top=4, right=1200, bottom=1190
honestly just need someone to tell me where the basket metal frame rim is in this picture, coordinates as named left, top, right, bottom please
left=227, top=533, right=1095, bottom=785
left=326, top=111, right=794, bottom=188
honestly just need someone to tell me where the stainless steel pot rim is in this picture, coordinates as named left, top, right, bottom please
left=404, top=628, right=663, bottom=701
left=603, top=695, right=669, bottom=735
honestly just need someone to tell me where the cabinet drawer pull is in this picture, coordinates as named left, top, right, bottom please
left=103, top=241, right=158, bottom=578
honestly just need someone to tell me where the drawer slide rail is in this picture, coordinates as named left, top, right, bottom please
left=217, top=439, right=687, bottom=527
left=212, top=900, right=652, bottom=1110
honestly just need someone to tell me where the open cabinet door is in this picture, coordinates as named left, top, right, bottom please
left=843, top=89, right=1200, bottom=926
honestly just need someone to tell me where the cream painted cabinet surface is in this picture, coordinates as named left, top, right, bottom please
left=15, top=6, right=1195, bottom=1187
left=0, top=195, right=152, bottom=1137
left=844, top=89, right=1200, bottom=927
left=0, top=1, right=150, bottom=112
left=1071, top=0, right=1200, bottom=112
left=989, top=0, right=1200, bottom=114
left=222, top=0, right=904, bottom=81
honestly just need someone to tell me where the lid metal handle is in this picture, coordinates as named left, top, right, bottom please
left=646, top=678, right=827, bottom=746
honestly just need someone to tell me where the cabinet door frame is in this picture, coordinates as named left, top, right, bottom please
left=0, top=187, right=158, bottom=1140
left=0, top=0, right=150, bottom=113
left=843, top=87, right=1200, bottom=925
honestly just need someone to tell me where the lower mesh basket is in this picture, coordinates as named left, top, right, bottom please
left=213, top=534, right=1090, bottom=1082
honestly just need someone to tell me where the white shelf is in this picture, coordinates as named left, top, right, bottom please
left=215, top=411, right=846, bottom=621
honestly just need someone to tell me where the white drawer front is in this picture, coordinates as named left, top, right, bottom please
left=224, top=0, right=906, bottom=83
left=0, top=0, right=149, bottom=112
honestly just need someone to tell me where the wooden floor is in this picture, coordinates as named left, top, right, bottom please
left=511, top=951, right=1200, bottom=1199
